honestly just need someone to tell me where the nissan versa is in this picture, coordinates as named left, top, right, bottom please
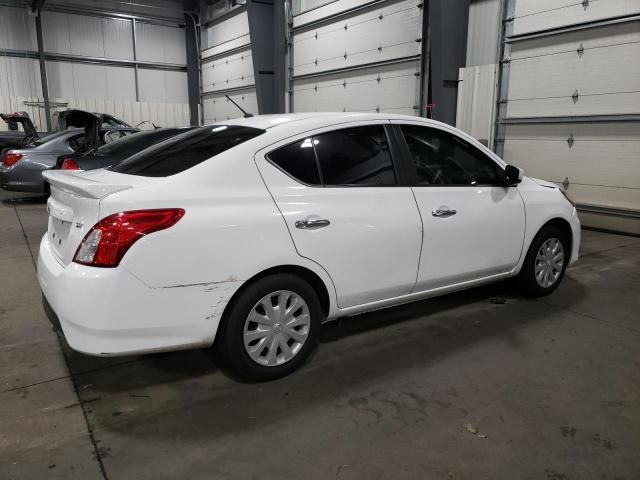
left=38, top=113, right=580, bottom=381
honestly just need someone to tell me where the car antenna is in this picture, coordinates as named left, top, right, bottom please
left=225, top=95, right=253, bottom=118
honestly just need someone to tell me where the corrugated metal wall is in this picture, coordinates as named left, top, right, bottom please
left=0, top=4, right=190, bottom=132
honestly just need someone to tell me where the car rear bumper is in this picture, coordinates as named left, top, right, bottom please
left=0, top=165, right=47, bottom=193
left=37, top=234, right=239, bottom=356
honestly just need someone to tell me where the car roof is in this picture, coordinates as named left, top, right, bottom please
left=204, top=112, right=449, bottom=131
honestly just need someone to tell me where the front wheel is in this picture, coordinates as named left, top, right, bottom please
left=216, top=273, right=322, bottom=381
left=516, top=225, right=570, bottom=297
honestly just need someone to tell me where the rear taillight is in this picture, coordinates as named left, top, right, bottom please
left=3, top=151, right=23, bottom=166
left=73, top=209, right=185, bottom=267
left=61, top=158, right=81, bottom=170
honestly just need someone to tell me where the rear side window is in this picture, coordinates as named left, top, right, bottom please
left=268, top=125, right=396, bottom=187
left=111, top=125, right=264, bottom=177
left=314, top=126, right=396, bottom=186
left=268, top=138, right=321, bottom=185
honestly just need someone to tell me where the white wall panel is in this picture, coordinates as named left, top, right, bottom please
left=293, top=60, right=419, bottom=114
left=503, top=122, right=640, bottom=211
left=0, top=6, right=38, bottom=51
left=293, top=0, right=421, bottom=76
left=138, top=69, right=188, bottom=103
left=42, top=11, right=72, bottom=55
left=0, top=57, right=42, bottom=98
left=204, top=10, right=250, bottom=52
left=46, top=61, right=136, bottom=102
left=103, top=18, right=134, bottom=60
left=456, top=64, right=498, bottom=143
left=466, top=0, right=501, bottom=66
left=136, top=23, right=186, bottom=64
left=513, top=0, right=640, bottom=36
left=507, top=23, right=640, bottom=117
left=203, top=88, right=258, bottom=123
left=294, top=0, right=379, bottom=28
left=202, top=47, right=255, bottom=93
left=42, top=12, right=134, bottom=60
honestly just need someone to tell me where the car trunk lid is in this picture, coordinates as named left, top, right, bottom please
left=55, top=110, right=100, bottom=153
left=43, top=169, right=157, bottom=265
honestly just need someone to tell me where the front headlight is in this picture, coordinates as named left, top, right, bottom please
left=560, top=189, right=575, bottom=207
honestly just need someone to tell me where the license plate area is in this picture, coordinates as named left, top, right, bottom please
left=49, top=215, right=72, bottom=261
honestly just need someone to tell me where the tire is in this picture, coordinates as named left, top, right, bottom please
left=216, top=273, right=322, bottom=381
left=516, top=224, right=570, bottom=297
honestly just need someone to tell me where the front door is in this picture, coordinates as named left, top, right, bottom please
left=393, top=121, right=526, bottom=290
left=256, top=122, right=423, bottom=308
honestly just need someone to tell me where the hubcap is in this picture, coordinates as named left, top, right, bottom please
left=243, top=290, right=310, bottom=367
left=535, top=237, right=565, bottom=288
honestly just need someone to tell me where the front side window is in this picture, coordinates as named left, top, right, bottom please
left=111, top=125, right=264, bottom=177
left=400, top=125, right=501, bottom=186
left=314, top=125, right=396, bottom=186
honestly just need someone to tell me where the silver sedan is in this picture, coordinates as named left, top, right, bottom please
left=0, top=128, right=136, bottom=194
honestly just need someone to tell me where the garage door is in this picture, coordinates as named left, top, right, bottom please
left=290, top=0, right=425, bottom=115
left=201, top=8, right=259, bottom=122
left=500, top=1, right=640, bottom=234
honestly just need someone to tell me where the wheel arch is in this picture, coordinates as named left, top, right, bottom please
left=219, top=264, right=333, bottom=330
left=540, top=217, right=573, bottom=259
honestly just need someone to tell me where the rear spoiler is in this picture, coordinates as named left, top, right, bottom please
left=43, top=170, right=132, bottom=199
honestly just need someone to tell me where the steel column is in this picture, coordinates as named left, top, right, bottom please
left=493, top=0, right=516, bottom=157
left=185, top=13, right=201, bottom=125
left=132, top=19, right=140, bottom=102
left=34, top=12, right=52, bottom=132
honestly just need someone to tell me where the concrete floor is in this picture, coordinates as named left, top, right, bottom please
left=1, top=190, right=639, bottom=480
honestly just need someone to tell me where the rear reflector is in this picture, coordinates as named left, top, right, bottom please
left=3, top=151, right=23, bottom=166
left=74, top=209, right=185, bottom=267
left=61, top=158, right=81, bottom=170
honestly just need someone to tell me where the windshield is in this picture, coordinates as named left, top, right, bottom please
left=110, top=125, right=265, bottom=177
left=96, top=128, right=191, bottom=158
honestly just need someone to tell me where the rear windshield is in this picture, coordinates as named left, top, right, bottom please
left=97, top=128, right=192, bottom=158
left=33, top=130, right=76, bottom=146
left=110, top=125, right=264, bottom=177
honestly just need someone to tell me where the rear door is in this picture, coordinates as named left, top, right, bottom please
left=392, top=121, right=526, bottom=290
left=256, top=122, right=423, bottom=309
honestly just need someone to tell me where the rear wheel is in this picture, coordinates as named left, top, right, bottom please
left=217, top=273, right=322, bottom=381
left=516, top=225, right=570, bottom=297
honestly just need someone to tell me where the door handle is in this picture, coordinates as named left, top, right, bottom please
left=295, top=219, right=330, bottom=229
left=432, top=208, right=457, bottom=217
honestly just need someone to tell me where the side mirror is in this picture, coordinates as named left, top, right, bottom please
left=504, top=164, right=523, bottom=186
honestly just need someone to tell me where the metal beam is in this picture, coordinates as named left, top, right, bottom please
left=0, top=48, right=187, bottom=71
left=202, top=84, right=257, bottom=97
left=507, top=14, right=640, bottom=43
left=0, top=1, right=186, bottom=26
left=500, top=114, right=640, bottom=125
left=418, top=1, right=429, bottom=117
left=493, top=0, right=516, bottom=157
left=31, top=0, right=45, bottom=12
left=132, top=20, right=140, bottom=102
left=291, top=55, right=421, bottom=81
left=290, top=0, right=389, bottom=33
left=577, top=204, right=640, bottom=220
left=429, top=0, right=470, bottom=126
left=34, top=12, right=52, bottom=132
left=185, top=13, right=201, bottom=125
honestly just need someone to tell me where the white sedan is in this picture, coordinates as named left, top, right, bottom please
left=38, top=113, right=580, bottom=380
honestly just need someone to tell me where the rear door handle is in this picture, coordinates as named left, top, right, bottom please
left=432, top=209, right=457, bottom=217
left=295, top=219, right=330, bottom=229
